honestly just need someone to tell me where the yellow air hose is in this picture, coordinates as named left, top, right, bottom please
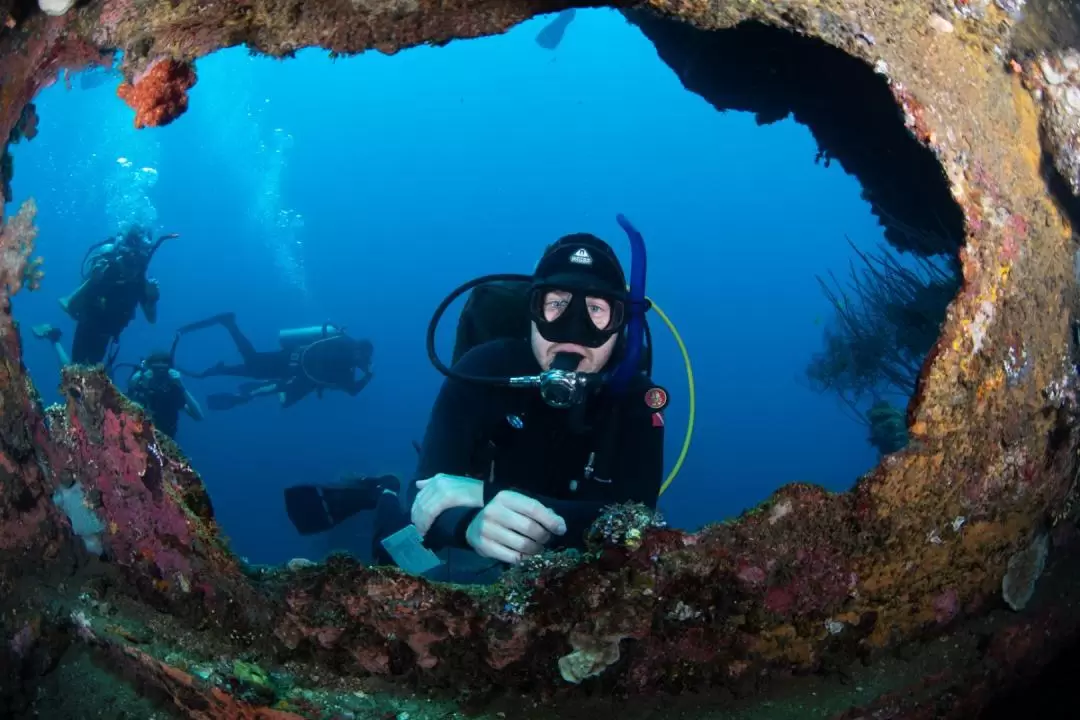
left=645, top=297, right=695, bottom=496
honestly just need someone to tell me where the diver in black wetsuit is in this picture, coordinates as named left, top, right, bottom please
left=282, top=283, right=529, bottom=544
left=173, top=312, right=374, bottom=410
left=32, top=226, right=174, bottom=368
left=284, top=220, right=667, bottom=576
left=123, top=350, right=204, bottom=439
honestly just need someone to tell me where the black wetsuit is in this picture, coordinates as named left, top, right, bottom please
left=399, top=337, right=666, bottom=555
left=72, top=271, right=154, bottom=365
left=180, top=313, right=373, bottom=410
left=128, top=368, right=187, bottom=439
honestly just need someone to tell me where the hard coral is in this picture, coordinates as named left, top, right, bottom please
left=586, top=502, right=666, bottom=551
left=117, top=58, right=197, bottom=129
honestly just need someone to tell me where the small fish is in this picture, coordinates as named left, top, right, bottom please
left=535, top=9, right=576, bottom=51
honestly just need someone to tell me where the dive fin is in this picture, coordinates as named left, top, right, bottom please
left=175, top=312, right=236, bottom=335
left=284, top=485, right=337, bottom=535
left=285, top=479, right=395, bottom=535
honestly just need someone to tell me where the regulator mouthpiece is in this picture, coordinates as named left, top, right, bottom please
left=539, top=352, right=592, bottom=409
left=551, top=351, right=584, bottom=372
left=507, top=352, right=596, bottom=409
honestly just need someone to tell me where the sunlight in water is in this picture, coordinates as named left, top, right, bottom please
left=196, top=63, right=310, bottom=297
left=251, top=125, right=308, bottom=296
left=105, top=156, right=159, bottom=232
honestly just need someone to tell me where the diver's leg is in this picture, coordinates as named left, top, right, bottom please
left=178, top=352, right=287, bottom=380
left=216, top=313, right=259, bottom=362
left=184, top=361, right=251, bottom=379
left=204, top=381, right=277, bottom=411
left=175, top=312, right=258, bottom=362
left=174, top=312, right=236, bottom=335
left=70, top=323, right=110, bottom=366
left=279, top=380, right=311, bottom=409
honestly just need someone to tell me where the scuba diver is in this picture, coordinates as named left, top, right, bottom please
left=280, top=282, right=529, bottom=540
left=32, top=225, right=174, bottom=369
left=117, top=350, right=205, bottom=439
left=173, top=312, right=375, bottom=411
left=284, top=216, right=670, bottom=578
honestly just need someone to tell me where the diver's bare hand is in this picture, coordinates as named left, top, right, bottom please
left=411, top=474, right=484, bottom=536
left=465, top=491, right=566, bottom=565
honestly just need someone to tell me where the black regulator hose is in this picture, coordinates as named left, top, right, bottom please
left=425, top=272, right=534, bottom=387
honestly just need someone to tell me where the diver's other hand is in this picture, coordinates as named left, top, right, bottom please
left=465, top=490, right=566, bottom=565
left=411, top=474, right=484, bottom=536
left=145, top=278, right=160, bottom=301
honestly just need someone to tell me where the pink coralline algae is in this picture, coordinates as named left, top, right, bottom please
left=61, top=401, right=195, bottom=590
left=96, top=0, right=139, bottom=43
left=737, top=564, right=767, bottom=588
left=760, top=547, right=856, bottom=617
left=933, top=588, right=960, bottom=624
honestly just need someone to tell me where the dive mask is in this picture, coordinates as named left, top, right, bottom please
left=528, top=284, right=626, bottom=349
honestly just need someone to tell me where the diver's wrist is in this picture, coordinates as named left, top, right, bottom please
left=464, top=478, right=485, bottom=508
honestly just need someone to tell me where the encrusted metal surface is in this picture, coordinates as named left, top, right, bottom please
left=0, top=0, right=1079, bottom=717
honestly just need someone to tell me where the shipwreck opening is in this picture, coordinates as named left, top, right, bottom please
left=4, top=9, right=967, bottom=572
left=2, top=3, right=1064, bottom=719
left=627, top=15, right=967, bottom=477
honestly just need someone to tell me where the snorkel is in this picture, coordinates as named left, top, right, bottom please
left=609, top=213, right=648, bottom=394
left=425, top=214, right=650, bottom=408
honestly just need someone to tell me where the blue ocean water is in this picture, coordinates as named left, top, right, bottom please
left=10, top=8, right=893, bottom=566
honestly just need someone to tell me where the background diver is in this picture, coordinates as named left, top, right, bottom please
left=32, top=225, right=174, bottom=368
left=173, top=312, right=375, bottom=410
left=283, top=281, right=532, bottom=539
left=280, top=282, right=531, bottom=543
left=117, top=350, right=205, bottom=440
left=285, top=221, right=668, bottom=578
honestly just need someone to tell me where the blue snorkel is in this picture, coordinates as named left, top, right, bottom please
left=609, top=213, right=649, bottom=394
